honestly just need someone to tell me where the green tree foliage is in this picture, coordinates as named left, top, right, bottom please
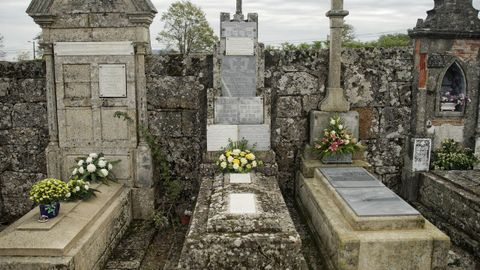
left=0, top=34, right=5, bottom=60
left=342, top=23, right=356, bottom=43
left=157, top=1, right=218, bottom=55
left=344, top=33, right=411, bottom=48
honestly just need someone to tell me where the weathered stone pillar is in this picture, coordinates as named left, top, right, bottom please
left=320, top=0, right=350, bottom=112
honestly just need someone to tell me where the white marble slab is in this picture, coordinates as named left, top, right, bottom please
left=230, top=173, right=251, bottom=184
left=99, top=64, right=127, bottom=98
left=54, top=42, right=134, bottom=56
left=226, top=37, right=255, bottom=56
left=207, top=125, right=238, bottom=151
left=238, top=125, right=270, bottom=151
left=229, top=193, right=256, bottom=214
left=412, top=138, right=432, bottom=172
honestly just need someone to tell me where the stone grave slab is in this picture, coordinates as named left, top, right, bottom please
left=336, top=187, right=420, bottom=217
left=221, top=56, right=256, bottom=97
left=238, top=125, right=270, bottom=151
left=222, top=22, right=257, bottom=38
left=229, top=193, right=256, bottom=214
left=320, top=167, right=384, bottom=188
left=229, top=173, right=252, bottom=184
left=412, top=138, right=432, bottom=172
left=178, top=173, right=304, bottom=269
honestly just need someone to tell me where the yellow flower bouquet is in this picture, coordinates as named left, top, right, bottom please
left=216, top=139, right=263, bottom=173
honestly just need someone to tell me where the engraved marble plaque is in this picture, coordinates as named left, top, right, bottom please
left=319, top=167, right=384, bottom=188
left=222, top=22, right=257, bottom=38
left=215, top=97, right=239, bottom=124
left=226, top=37, right=255, bottom=56
left=99, top=64, right=127, bottom=98
left=239, top=97, right=263, bottom=124
left=238, top=125, right=270, bottom=151
left=412, top=138, right=432, bottom=172
left=221, top=56, right=256, bottom=97
left=207, top=125, right=238, bottom=151
left=336, top=187, right=420, bottom=217
left=229, top=193, right=256, bottom=214
left=55, top=42, right=134, bottom=56
left=229, top=173, right=252, bottom=184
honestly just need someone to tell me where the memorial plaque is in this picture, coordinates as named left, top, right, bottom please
left=215, top=97, right=239, bottom=124
left=221, top=56, right=256, bottom=97
left=207, top=125, right=238, bottom=151
left=54, top=42, right=134, bottom=56
left=412, top=138, right=432, bottom=172
left=226, top=37, right=255, bottom=56
left=336, top=187, right=420, bottom=217
left=229, top=193, right=256, bottom=214
left=229, top=173, right=251, bottom=184
left=238, top=125, right=270, bottom=151
left=99, top=64, right=127, bottom=98
left=222, top=22, right=257, bottom=38
left=239, top=97, right=263, bottom=124
left=319, top=167, right=384, bottom=188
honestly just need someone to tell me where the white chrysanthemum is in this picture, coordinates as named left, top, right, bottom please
left=338, top=125, right=343, bottom=130
left=232, top=163, right=240, bottom=170
left=72, top=168, right=78, bottom=175
left=84, top=185, right=89, bottom=191
left=220, top=162, right=227, bottom=169
left=78, top=167, right=85, bottom=174
left=241, top=158, right=248, bottom=165
left=77, top=160, right=84, bottom=166
left=87, top=164, right=96, bottom=173
left=331, top=130, right=336, bottom=135
left=330, top=119, right=336, bottom=125
left=98, top=159, right=107, bottom=168
left=100, top=169, right=109, bottom=177
left=75, top=186, right=81, bottom=191
left=252, top=161, right=257, bottom=168
left=345, top=140, right=350, bottom=145
left=232, top=149, right=241, bottom=155
left=66, top=192, right=71, bottom=198
left=89, top=153, right=98, bottom=158
left=108, top=163, right=113, bottom=170
left=227, top=156, right=234, bottom=163
left=86, top=157, right=93, bottom=163
left=219, top=154, right=226, bottom=161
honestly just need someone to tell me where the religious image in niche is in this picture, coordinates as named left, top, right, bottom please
left=217, top=139, right=263, bottom=173
left=311, top=116, right=362, bottom=164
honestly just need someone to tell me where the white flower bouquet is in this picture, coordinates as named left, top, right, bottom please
left=71, top=153, right=120, bottom=184
left=66, top=177, right=99, bottom=201
left=216, top=139, right=262, bottom=173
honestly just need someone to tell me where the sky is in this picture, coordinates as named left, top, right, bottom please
left=1, top=0, right=480, bottom=60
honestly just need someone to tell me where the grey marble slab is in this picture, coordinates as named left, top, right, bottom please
left=319, top=167, right=384, bottom=188
left=239, top=97, right=263, bottom=124
left=221, top=56, right=256, bottom=97
left=215, top=97, right=239, bottom=124
left=221, top=22, right=257, bottom=38
left=336, top=187, right=420, bottom=217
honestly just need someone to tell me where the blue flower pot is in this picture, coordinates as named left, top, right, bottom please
left=39, top=202, right=61, bottom=219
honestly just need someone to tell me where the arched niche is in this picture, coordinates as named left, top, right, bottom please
left=436, top=60, right=468, bottom=116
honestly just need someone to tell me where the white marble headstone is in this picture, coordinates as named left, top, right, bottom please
left=412, top=138, right=432, bottom=172
left=207, top=125, right=238, bottom=151
left=229, top=193, right=256, bottom=214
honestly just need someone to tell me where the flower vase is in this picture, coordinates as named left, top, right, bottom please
left=321, top=153, right=353, bottom=164
left=39, top=202, right=61, bottom=219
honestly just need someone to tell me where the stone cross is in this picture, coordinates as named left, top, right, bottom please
left=236, top=0, right=242, bottom=15
left=320, top=0, right=350, bottom=112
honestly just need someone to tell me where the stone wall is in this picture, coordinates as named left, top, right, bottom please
left=0, top=61, right=48, bottom=223
left=266, top=48, right=414, bottom=194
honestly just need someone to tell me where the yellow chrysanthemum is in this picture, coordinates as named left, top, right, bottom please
left=233, top=159, right=240, bottom=165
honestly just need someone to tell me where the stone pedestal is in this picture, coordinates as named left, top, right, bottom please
left=177, top=173, right=304, bottom=269
left=0, top=183, right=131, bottom=269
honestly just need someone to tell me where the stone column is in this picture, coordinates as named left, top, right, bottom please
left=320, top=0, right=350, bottom=112
left=233, top=0, right=244, bottom=21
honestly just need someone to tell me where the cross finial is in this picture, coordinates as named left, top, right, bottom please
left=236, top=0, right=242, bottom=15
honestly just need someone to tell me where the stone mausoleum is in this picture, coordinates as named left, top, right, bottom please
left=0, top=0, right=479, bottom=269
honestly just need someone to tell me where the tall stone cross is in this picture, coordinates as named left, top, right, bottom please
left=320, top=0, right=350, bottom=112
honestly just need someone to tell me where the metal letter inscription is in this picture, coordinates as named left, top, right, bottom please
left=412, top=138, right=432, bottom=172
left=221, top=56, right=256, bottom=97
left=226, top=37, right=255, bottom=56
left=99, top=64, right=127, bottom=98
